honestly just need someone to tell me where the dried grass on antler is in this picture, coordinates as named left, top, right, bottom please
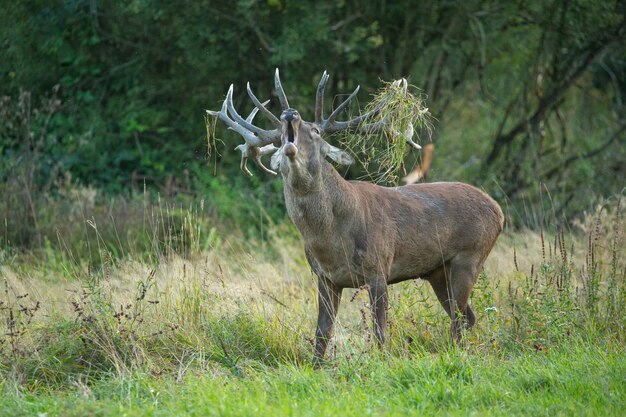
left=339, top=79, right=432, bottom=184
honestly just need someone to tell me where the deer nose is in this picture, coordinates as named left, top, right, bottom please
left=281, top=109, right=300, bottom=122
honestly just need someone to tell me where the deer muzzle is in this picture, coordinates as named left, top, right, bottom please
left=280, top=109, right=300, bottom=159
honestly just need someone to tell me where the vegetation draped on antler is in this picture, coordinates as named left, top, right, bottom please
left=339, top=78, right=432, bottom=183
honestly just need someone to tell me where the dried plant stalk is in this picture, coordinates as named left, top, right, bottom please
left=339, top=80, right=432, bottom=184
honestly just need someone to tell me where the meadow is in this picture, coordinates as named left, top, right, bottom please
left=1, top=192, right=624, bottom=416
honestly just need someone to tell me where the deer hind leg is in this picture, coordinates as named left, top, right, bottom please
left=427, top=255, right=481, bottom=342
left=314, top=277, right=343, bottom=364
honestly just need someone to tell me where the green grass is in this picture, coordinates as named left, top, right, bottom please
left=0, top=195, right=624, bottom=416
left=1, top=345, right=624, bottom=416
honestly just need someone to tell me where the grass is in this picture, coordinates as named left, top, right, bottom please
left=1, top=345, right=624, bottom=416
left=339, top=79, right=432, bottom=185
left=0, top=194, right=624, bottom=416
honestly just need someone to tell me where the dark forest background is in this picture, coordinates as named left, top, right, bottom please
left=1, top=0, right=624, bottom=252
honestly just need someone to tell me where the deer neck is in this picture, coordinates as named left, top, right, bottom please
left=282, top=159, right=355, bottom=236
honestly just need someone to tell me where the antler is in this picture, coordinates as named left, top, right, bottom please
left=207, top=83, right=281, bottom=176
left=208, top=70, right=424, bottom=177
left=233, top=103, right=279, bottom=176
left=315, top=71, right=381, bottom=134
left=315, top=73, right=421, bottom=149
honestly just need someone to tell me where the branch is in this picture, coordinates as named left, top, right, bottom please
left=245, top=15, right=274, bottom=53
left=541, top=122, right=626, bottom=180
left=484, top=22, right=624, bottom=166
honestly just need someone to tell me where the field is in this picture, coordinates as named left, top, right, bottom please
left=0, top=196, right=624, bottom=416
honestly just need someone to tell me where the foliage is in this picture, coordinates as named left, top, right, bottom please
left=340, top=80, right=432, bottom=184
left=1, top=0, right=624, bottom=240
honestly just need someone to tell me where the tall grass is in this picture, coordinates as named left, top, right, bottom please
left=1, top=190, right=623, bottom=396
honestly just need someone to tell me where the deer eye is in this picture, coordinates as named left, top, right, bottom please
left=311, top=127, right=320, bottom=135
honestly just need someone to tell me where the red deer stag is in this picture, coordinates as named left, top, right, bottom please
left=207, top=70, right=504, bottom=362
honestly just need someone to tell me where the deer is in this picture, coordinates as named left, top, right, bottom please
left=207, top=69, right=504, bottom=363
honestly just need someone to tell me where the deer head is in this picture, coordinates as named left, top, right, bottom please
left=207, top=69, right=417, bottom=184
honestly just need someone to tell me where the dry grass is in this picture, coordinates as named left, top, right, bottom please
left=0, top=195, right=623, bottom=391
left=0, top=226, right=548, bottom=343
left=339, top=79, right=432, bottom=184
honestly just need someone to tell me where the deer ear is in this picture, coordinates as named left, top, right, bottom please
left=322, top=142, right=354, bottom=166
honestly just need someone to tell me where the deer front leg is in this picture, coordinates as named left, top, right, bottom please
left=368, top=278, right=388, bottom=347
left=314, top=277, right=342, bottom=364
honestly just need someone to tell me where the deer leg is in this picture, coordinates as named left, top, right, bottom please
left=428, top=258, right=479, bottom=342
left=367, top=278, right=388, bottom=348
left=427, top=265, right=456, bottom=331
left=449, top=255, right=482, bottom=338
left=314, top=277, right=342, bottom=363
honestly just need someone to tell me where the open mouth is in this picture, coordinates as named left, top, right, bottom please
left=287, top=121, right=295, bottom=143
left=281, top=109, right=300, bottom=146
